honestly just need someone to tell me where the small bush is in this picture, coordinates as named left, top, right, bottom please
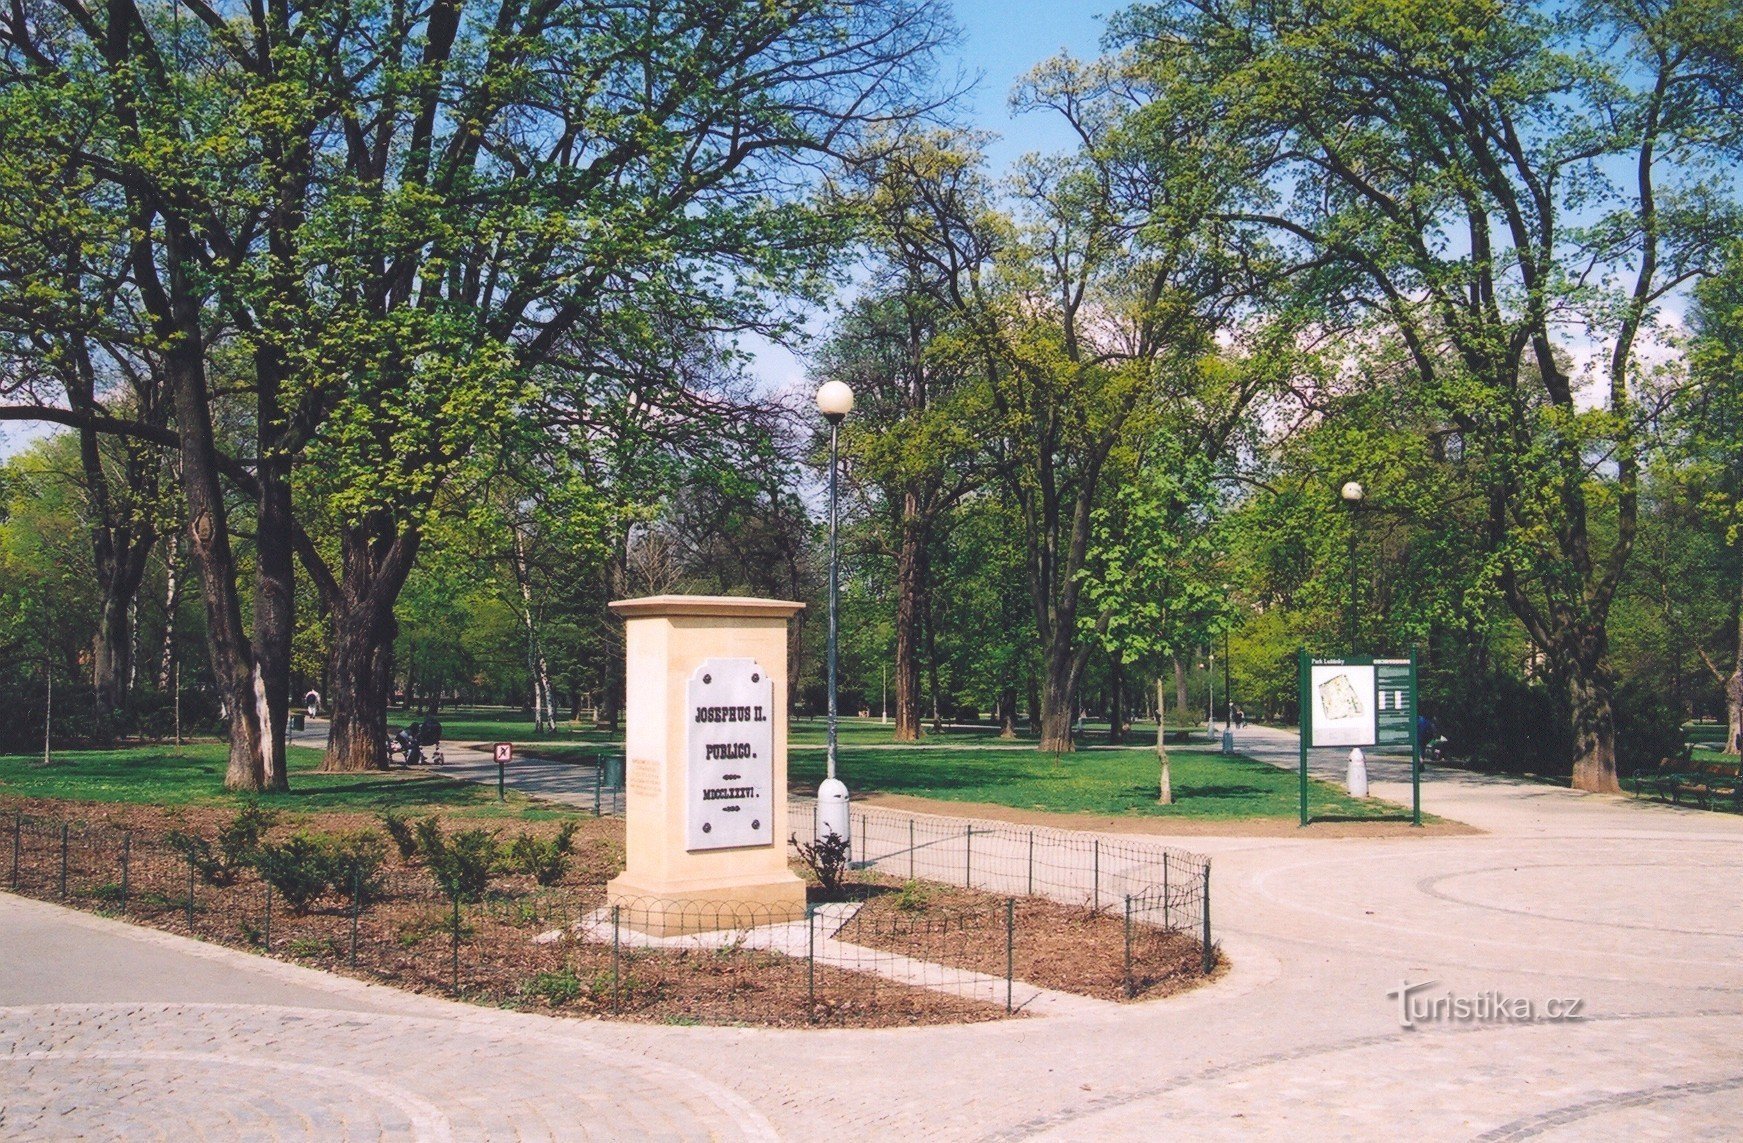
left=253, top=833, right=332, bottom=914
left=893, top=880, right=930, bottom=913
left=322, top=830, right=388, bottom=903
left=165, top=800, right=281, bottom=887
left=380, top=809, right=421, bottom=861
left=251, top=829, right=386, bottom=913
left=218, top=799, right=277, bottom=871
left=414, top=818, right=499, bottom=902
left=504, top=821, right=579, bottom=886
left=522, top=968, right=583, bottom=1006
left=790, top=831, right=852, bottom=895
left=164, top=830, right=225, bottom=885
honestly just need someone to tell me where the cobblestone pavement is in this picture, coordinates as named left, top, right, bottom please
left=6, top=724, right=1742, bottom=1139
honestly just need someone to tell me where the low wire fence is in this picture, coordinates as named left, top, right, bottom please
left=5, top=802, right=1214, bottom=1022
left=790, top=798, right=1213, bottom=975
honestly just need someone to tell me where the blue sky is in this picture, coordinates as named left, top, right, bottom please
left=947, top=1, right=1112, bottom=169
left=748, top=2, right=1116, bottom=400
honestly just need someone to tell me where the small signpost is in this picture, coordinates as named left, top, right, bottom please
left=493, top=742, right=512, bottom=802
left=1297, top=649, right=1421, bottom=827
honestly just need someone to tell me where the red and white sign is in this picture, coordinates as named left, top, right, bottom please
left=493, top=742, right=513, bottom=765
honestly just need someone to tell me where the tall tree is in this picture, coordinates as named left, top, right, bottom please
left=821, top=131, right=998, bottom=741
left=1681, top=243, right=1743, bottom=753
left=966, top=57, right=1263, bottom=752
left=1117, top=0, right=1743, bottom=790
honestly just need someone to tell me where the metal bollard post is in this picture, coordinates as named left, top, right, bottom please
left=611, top=905, right=622, bottom=1014
left=451, top=897, right=461, bottom=994
left=1201, top=862, right=1213, bottom=975
left=1027, top=831, right=1034, bottom=896
left=909, top=819, right=915, bottom=881
left=59, top=823, right=68, bottom=898
left=1006, top=898, right=1015, bottom=1014
left=1092, top=839, right=1100, bottom=913
left=1163, top=857, right=1170, bottom=929
left=120, top=832, right=131, bottom=914
left=807, top=907, right=816, bottom=1022
left=594, top=767, right=602, bottom=817
left=349, top=870, right=362, bottom=966
left=1123, top=895, right=1134, bottom=998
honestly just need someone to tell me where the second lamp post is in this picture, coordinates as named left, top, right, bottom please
left=1341, top=480, right=1364, bottom=651
left=816, top=380, right=854, bottom=843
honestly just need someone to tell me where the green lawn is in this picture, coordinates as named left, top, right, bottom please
left=789, top=743, right=1410, bottom=822
left=3, top=715, right=1406, bottom=823
left=0, top=743, right=563, bottom=820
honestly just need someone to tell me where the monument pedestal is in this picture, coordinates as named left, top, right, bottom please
left=605, top=596, right=807, bottom=935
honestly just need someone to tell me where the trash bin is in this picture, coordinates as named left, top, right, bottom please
left=289, top=713, right=305, bottom=732
left=602, top=752, right=625, bottom=789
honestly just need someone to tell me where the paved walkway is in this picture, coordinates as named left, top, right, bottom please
left=5, top=724, right=1742, bottom=1139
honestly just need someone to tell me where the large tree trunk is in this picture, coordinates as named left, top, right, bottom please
left=164, top=300, right=269, bottom=792
left=324, top=603, right=397, bottom=771
left=1038, top=647, right=1083, bottom=753
left=1556, top=626, right=1620, bottom=794
left=999, top=685, right=1018, bottom=740
left=321, top=523, right=420, bottom=772
left=251, top=359, right=295, bottom=793
left=1174, top=657, right=1188, bottom=716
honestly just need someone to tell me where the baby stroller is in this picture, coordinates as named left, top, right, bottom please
left=389, top=717, right=445, bottom=767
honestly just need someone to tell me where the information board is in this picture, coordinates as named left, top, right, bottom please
left=1308, top=662, right=1377, bottom=747
left=1374, top=659, right=1415, bottom=747
left=685, top=657, right=774, bottom=851
left=1298, top=649, right=1421, bottom=827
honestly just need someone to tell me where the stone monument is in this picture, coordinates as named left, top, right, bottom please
left=605, top=595, right=808, bottom=934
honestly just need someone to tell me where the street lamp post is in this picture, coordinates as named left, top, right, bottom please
left=817, top=380, right=854, bottom=843
left=1223, top=626, right=1232, bottom=730
left=1341, top=481, right=1364, bottom=651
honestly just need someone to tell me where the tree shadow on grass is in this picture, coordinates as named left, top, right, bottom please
left=1169, top=783, right=1271, bottom=801
left=267, top=774, right=487, bottom=808
left=790, top=754, right=1042, bottom=797
left=1306, top=811, right=1415, bottom=824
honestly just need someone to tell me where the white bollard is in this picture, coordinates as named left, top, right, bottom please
left=817, top=777, right=851, bottom=844
left=1348, top=747, right=1368, bottom=798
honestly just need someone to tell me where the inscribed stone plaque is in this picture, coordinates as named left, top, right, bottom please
left=686, top=658, right=774, bottom=850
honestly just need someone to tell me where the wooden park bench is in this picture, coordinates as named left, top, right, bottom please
left=1649, top=754, right=1742, bottom=812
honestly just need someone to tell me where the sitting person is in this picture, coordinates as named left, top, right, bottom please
left=394, top=724, right=423, bottom=766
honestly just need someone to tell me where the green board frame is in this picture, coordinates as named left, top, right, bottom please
left=1297, top=649, right=1421, bottom=827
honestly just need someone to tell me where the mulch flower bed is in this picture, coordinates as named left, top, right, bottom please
left=1, top=796, right=1218, bottom=1025
left=833, top=879, right=1222, bottom=1002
